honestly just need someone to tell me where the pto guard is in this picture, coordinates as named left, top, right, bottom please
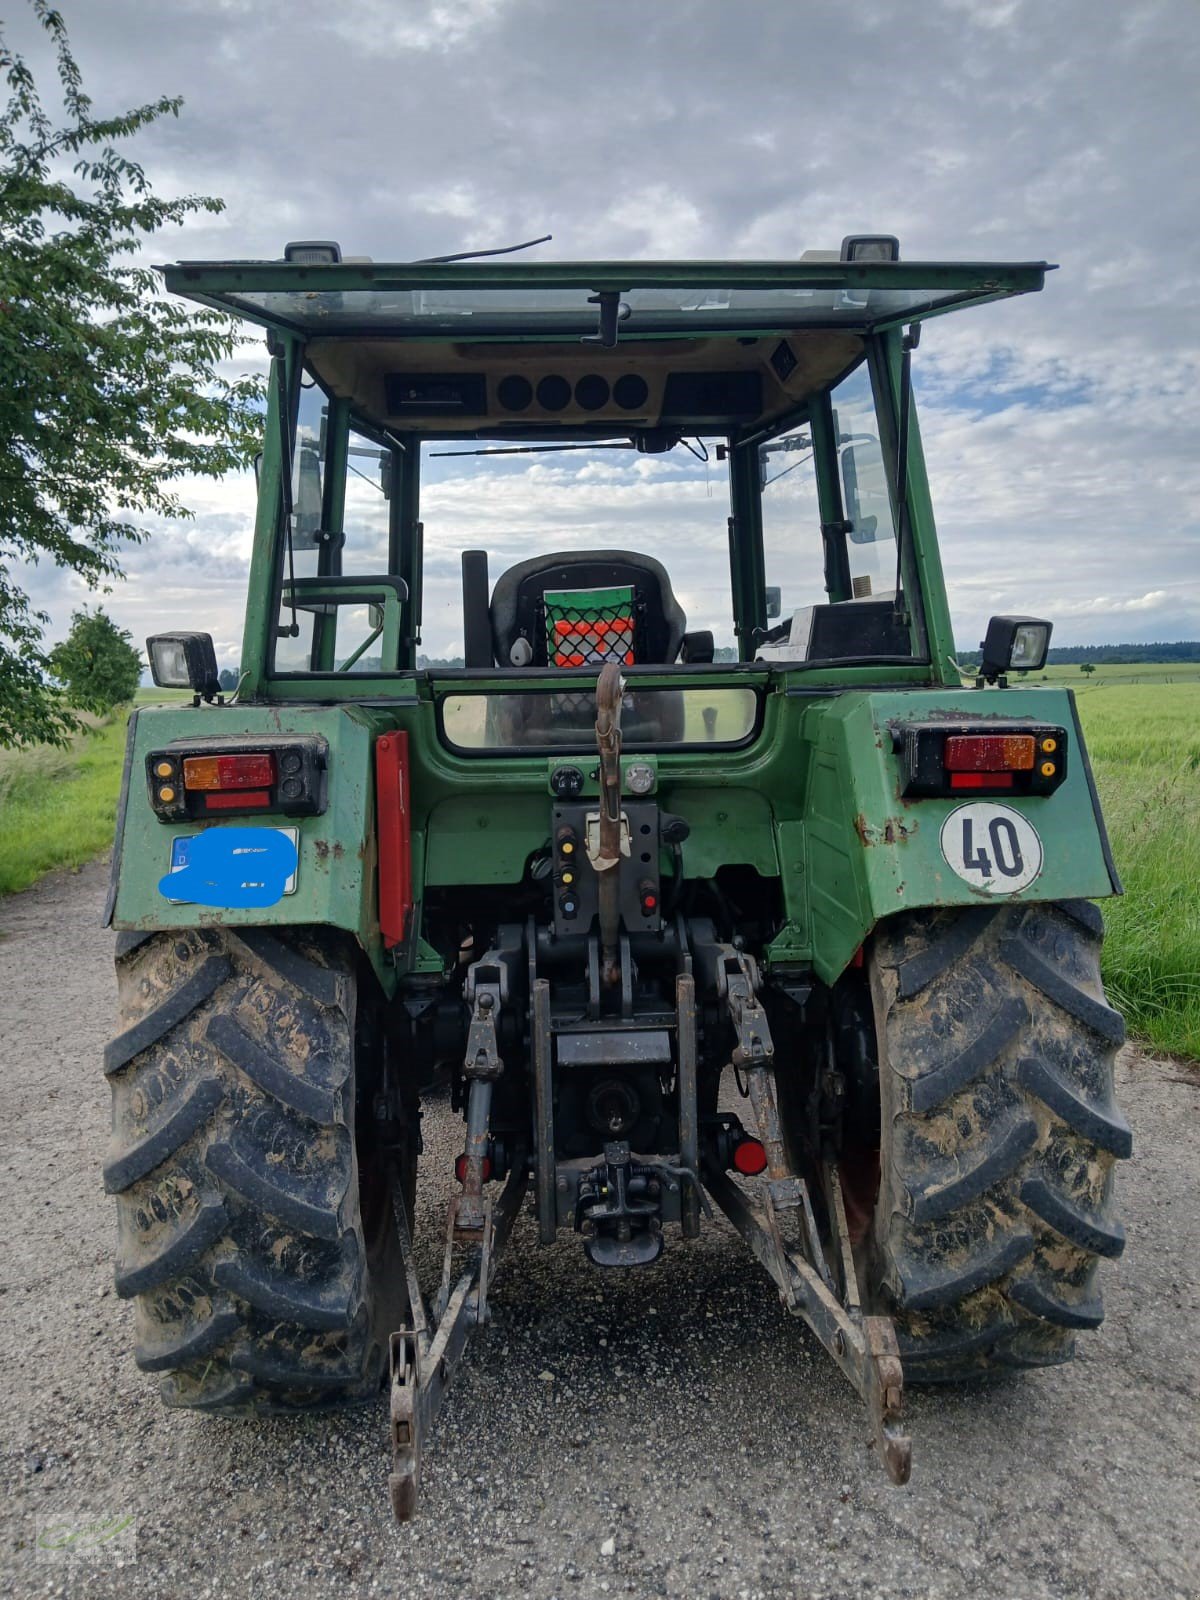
left=793, top=686, right=1119, bottom=986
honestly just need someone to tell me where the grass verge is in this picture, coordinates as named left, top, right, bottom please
left=1074, top=683, right=1200, bottom=1061
left=0, top=713, right=130, bottom=896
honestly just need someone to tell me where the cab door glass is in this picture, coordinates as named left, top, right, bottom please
left=758, top=428, right=824, bottom=640
left=340, top=426, right=392, bottom=574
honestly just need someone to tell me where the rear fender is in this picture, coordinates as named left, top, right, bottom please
left=106, top=703, right=396, bottom=989
left=795, top=686, right=1118, bottom=984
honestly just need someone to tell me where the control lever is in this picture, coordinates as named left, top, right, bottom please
left=593, top=663, right=624, bottom=984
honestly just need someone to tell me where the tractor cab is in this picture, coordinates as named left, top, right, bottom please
left=161, top=240, right=1050, bottom=707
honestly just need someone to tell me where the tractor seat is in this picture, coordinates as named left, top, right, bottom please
left=461, top=549, right=689, bottom=746
left=486, top=550, right=687, bottom=669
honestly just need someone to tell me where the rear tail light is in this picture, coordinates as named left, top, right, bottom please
left=183, top=753, right=277, bottom=790
left=893, top=722, right=1067, bottom=798
left=146, top=738, right=327, bottom=822
left=944, top=735, right=1034, bottom=772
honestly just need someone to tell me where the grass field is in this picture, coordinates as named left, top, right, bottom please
left=1, top=670, right=1196, bottom=1057
left=0, top=714, right=131, bottom=897
left=1071, top=678, right=1200, bottom=1060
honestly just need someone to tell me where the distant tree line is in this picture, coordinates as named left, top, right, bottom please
left=957, top=641, right=1200, bottom=669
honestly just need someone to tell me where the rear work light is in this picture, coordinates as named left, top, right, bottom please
left=145, top=737, right=327, bottom=823
left=893, top=722, right=1067, bottom=798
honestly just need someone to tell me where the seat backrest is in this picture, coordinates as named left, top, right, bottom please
left=489, top=550, right=687, bottom=667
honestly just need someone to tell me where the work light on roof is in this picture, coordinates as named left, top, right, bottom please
left=840, top=235, right=901, bottom=263
left=283, top=240, right=342, bottom=265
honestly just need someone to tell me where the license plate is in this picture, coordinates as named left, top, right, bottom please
left=166, top=826, right=300, bottom=905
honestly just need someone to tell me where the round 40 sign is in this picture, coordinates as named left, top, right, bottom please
left=939, top=802, right=1044, bottom=894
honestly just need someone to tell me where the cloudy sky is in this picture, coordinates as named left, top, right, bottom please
left=11, top=0, right=1200, bottom=665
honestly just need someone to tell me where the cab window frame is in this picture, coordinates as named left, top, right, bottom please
left=752, top=338, right=930, bottom=668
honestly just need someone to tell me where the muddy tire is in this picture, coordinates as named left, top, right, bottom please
left=105, top=926, right=415, bottom=1411
left=868, top=900, right=1131, bottom=1383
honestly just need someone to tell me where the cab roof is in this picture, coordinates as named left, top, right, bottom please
left=162, top=256, right=1049, bottom=339
left=162, top=256, right=1050, bottom=438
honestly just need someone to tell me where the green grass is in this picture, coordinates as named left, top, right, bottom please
left=0, top=713, right=131, bottom=895
left=1, top=673, right=1197, bottom=1059
left=1073, top=681, right=1200, bottom=1060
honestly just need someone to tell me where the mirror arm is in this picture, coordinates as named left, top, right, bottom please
left=271, top=346, right=301, bottom=639
left=892, top=324, right=920, bottom=622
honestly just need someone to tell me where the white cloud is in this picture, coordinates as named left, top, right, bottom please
left=6, top=0, right=1199, bottom=660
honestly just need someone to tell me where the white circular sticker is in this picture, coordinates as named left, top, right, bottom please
left=939, top=802, right=1043, bottom=894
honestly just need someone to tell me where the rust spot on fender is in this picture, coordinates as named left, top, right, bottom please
left=857, top=814, right=919, bottom=847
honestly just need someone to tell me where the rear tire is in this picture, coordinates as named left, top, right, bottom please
left=867, top=900, right=1131, bottom=1382
left=105, top=925, right=415, bottom=1411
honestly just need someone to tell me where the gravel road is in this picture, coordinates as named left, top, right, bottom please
left=1, top=859, right=1197, bottom=1600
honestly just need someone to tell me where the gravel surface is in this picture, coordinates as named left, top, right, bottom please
left=1, top=859, right=1198, bottom=1600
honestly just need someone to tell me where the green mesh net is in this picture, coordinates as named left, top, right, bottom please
left=543, top=585, right=637, bottom=668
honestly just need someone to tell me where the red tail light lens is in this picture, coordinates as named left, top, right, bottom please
left=944, top=735, right=1035, bottom=772
left=732, top=1138, right=768, bottom=1176
left=949, top=771, right=1015, bottom=790
left=203, top=789, right=272, bottom=810
left=183, top=753, right=277, bottom=791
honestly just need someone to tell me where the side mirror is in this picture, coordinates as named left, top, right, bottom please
left=293, top=442, right=324, bottom=541
left=146, top=632, right=220, bottom=701
left=764, top=586, right=782, bottom=620
left=839, top=442, right=884, bottom=543
left=979, top=616, right=1053, bottom=683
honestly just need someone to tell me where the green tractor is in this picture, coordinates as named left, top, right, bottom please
left=104, top=238, right=1130, bottom=1514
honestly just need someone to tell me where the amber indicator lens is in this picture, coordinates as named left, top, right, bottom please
left=183, top=753, right=276, bottom=791
left=944, top=734, right=1036, bottom=772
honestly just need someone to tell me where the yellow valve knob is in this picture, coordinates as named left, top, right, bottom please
left=561, top=871, right=574, bottom=885
left=1041, top=737, right=1057, bottom=753
left=561, top=840, right=574, bottom=855
left=155, top=760, right=174, bottom=778
left=1040, top=761, right=1056, bottom=778
left=158, top=785, right=176, bottom=803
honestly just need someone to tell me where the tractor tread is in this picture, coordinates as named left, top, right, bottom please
left=206, top=1011, right=340, bottom=1123
left=893, top=1230, right=1034, bottom=1311
left=998, top=936, right=1126, bottom=1043
left=871, top=902, right=1128, bottom=1382
left=114, top=928, right=157, bottom=961
left=893, top=907, right=993, bottom=999
left=103, top=1076, right=223, bottom=1194
left=907, top=996, right=1027, bottom=1113
left=105, top=955, right=232, bottom=1074
left=907, top=1114, right=1038, bottom=1222
left=231, top=928, right=343, bottom=1010
left=231, top=1347, right=367, bottom=1390
left=1010, top=1275, right=1104, bottom=1329
left=1016, top=1056, right=1133, bottom=1158
left=212, top=1254, right=356, bottom=1331
left=205, top=1138, right=346, bottom=1240
left=113, top=1194, right=229, bottom=1298
left=1019, top=1176, right=1127, bottom=1258
left=1052, top=898, right=1106, bottom=938
left=135, top=1307, right=241, bottom=1372
left=105, top=927, right=412, bottom=1414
